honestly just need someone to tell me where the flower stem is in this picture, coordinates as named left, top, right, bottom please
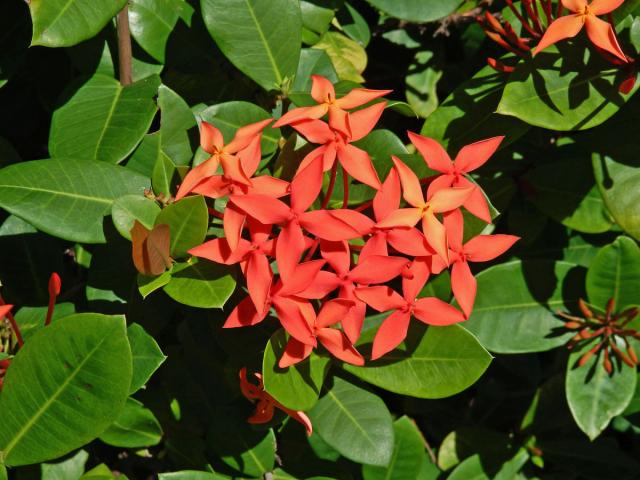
left=342, top=165, right=350, bottom=208
left=321, top=163, right=338, bottom=209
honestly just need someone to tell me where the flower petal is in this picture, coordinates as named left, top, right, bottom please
left=450, top=261, right=477, bottom=318
left=175, top=157, right=219, bottom=200
left=360, top=232, right=389, bottom=260
left=224, top=296, right=265, bottom=328
left=371, top=310, right=412, bottom=360
left=328, top=105, right=351, bottom=137
left=279, top=338, right=314, bottom=368
left=443, top=208, right=464, bottom=252
left=464, top=234, right=520, bottom=262
left=413, top=297, right=467, bottom=325
left=279, top=259, right=327, bottom=297
left=354, top=286, right=406, bottom=312
left=246, top=252, right=273, bottom=313
left=387, top=227, right=434, bottom=257
left=422, top=210, right=449, bottom=265
left=224, top=118, right=273, bottom=154
left=200, top=121, right=224, bottom=153
left=300, top=210, right=372, bottom=241
left=454, top=136, right=504, bottom=173
left=320, top=240, right=351, bottom=275
left=532, top=14, right=584, bottom=56
left=249, top=175, right=290, bottom=197
left=223, top=203, right=247, bottom=251
left=336, top=87, right=392, bottom=109
left=276, top=222, right=307, bottom=286
left=230, top=194, right=291, bottom=225
left=191, top=176, right=231, bottom=198
left=375, top=208, right=423, bottom=230
left=374, top=168, right=401, bottom=222
left=291, top=154, right=324, bottom=213
left=274, top=298, right=317, bottom=346
left=317, top=328, right=364, bottom=365
left=584, top=15, right=628, bottom=62
left=562, top=0, right=587, bottom=12
left=220, top=153, right=252, bottom=186
left=316, top=298, right=356, bottom=328
left=273, top=105, right=329, bottom=128
left=291, top=118, right=335, bottom=144
left=311, top=74, right=336, bottom=103
left=348, top=101, right=386, bottom=142
left=407, top=131, right=452, bottom=173
left=296, top=270, right=342, bottom=299
left=428, top=186, right=474, bottom=213
left=338, top=144, right=382, bottom=190
left=238, top=136, right=262, bottom=178
left=589, top=0, right=625, bottom=15
left=349, top=255, right=408, bottom=284
left=403, top=258, right=430, bottom=302
left=392, top=155, right=424, bottom=207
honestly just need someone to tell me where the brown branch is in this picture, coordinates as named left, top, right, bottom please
left=116, top=4, right=133, bottom=86
left=434, top=0, right=495, bottom=37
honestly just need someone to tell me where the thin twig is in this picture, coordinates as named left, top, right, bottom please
left=116, top=5, right=133, bottom=86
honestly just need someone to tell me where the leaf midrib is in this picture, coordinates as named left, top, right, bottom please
left=243, top=0, right=282, bottom=84
left=327, top=390, right=378, bottom=450
left=0, top=185, right=113, bottom=205
left=1, top=331, right=113, bottom=460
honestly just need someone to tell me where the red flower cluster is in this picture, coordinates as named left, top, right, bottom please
left=183, top=76, right=519, bottom=373
left=479, top=0, right=635, bottom=92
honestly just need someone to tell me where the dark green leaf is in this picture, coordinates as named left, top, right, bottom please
left=99, top=398, right=163, bottom=448
left=201, top=0, right=302, bottom=91
left=155, top=196, right=208, bottom=258
left=586, top=236, right=640, bottom=311
left=463, top=260, right=585, bottom=353
left=344, top=325, right=491, bottom=399
left=364, top=0, right=462, bottom=22
left=29, top=0, right=127, bottom=47
left=41, top=449, right=88, bottom=480
left=308, top=376, right=394, bottom=467
left=262, top=329, right=330, bottom=410
left=49, top=74, right=160, bottom=164
left=128, top=323, right=166, bottom=394
left=0, top=159, right=149, bottom=243
left=0, top=314, right=132, bottom=466
left=163, top=259, right=236, bottom=308
left=112, top=194, right=161, bottom=241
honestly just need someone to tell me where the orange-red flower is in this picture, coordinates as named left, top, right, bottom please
left=239, top=367, right=312, bottom=435
left=533, top=0, right=628, bottom=61
left=273, top=75, right=390, bottom=137
left=356, top=259, right=466, bottom=359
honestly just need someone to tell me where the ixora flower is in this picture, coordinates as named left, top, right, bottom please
left=533, top=0, right=628, bottom=61
left=239, top=367, right=313, bottom=435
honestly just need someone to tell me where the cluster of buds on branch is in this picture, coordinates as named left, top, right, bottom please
left=170, top=75, right=519, bottom=432
left=558, top=298, right=640, bottom=374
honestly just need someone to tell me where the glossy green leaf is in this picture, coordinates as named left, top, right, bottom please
left=262, top=329, right=330, bottom=411
left=586, top=236, right=640, bottom=311
left=422, top=64, right=528, bottom=151
left=308, top=376, right=394, bottom=467
left=566, top=341, right=637, bottom=439
left=159, top=473, right=228, bottom=480
left=15, top=303, right=76, bottom=342
left=201, top=0, right=302, bottom=91
left=524, top=156, right=613, bottom=233
left=199, top=101, right=280, bottom=156
left=99, top=398, right=163, bottom=447
left=112, top=194, right=161, bottom=241
left=497, top=48, right=638, bottom=131
left=446, top=455, right=489, bottom=480
left=406, top=51, right=441, bottom=119
left=41, top=449, right=88, bottom=480
left=0, top=314, right=132, bottom=466
left=155, top=196, right=208, bottom=258
left=129, top=0, right=191, bottom=62
left=137, top=271, right=172, bottom=298
left=29, top=0, right=126, bottom=47
left=157, top=85, right=197, bottom=166
left=463, top=260, right=585, bottom=353
left=340, top=3, right=370, bottom=47
left=0, top=159, right=149, bottom=243
left=362, top=416, right=429, bottom=480
left=313, top=31, right=366, bottom=82
left=163, top=259, right=236, bottom=308
left=344, top=325, right=491, bottom=399
left=300, top=0, right=338, bottom=45
left=128, top=323, right=166, bottom=394
left=364, top=0, right=462, bottom=22
left=49, top=74, right=160, bottom=164
left=292, top=48, right=339, bottom=92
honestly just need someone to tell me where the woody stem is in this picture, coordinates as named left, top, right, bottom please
left=116, top=5, right=133, bottom=86
left=321, top=163, right=338, bottom=209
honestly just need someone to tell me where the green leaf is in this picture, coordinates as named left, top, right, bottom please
left=497, top=48, right=638, bottom=131
left=99, top=398, right=163, bottom=448
left=362, top=416, right=430, bottom=480
left=199, top=101, right=280, bottom=156
left=524, top=156, right=613, bottom=234
left=137, top=271, right=172, bottom=298
left=566, top=341, right=638, bottom=439
left=163, top=259, right=236, bottom=308
left=262, top=329, right=330, bottom=411
left=49, top=74, right=160, bottom=164
left=128, top=323, right=166, bottom=394
left=340, top=3, right=371, bottom=47
left=292, top=48, right=339, bottom=92
left=112, top=194, right=161, bottom=241
left=41, top=450, right=89, bottom=480
left=308, top=376, right=394, bottom=467
left=586, top=236, right=640, bottom=311
left=406, top=51, right=441, bottom=119
left=364, top=0, right=462, bottom=22
left=157, top=85, right=197, bottom=165
left=201, top=0, right=302, bottom=91
left=129, top=0, right=191, bottom=62
left=462, top=260, right=585, bottom=353
left=14, top=303, right=76, bottom=342
left=159, top=473, right=229, bottom=480
left=446, top=455, right=489, bottom=480
left=29, top=0, right=127, bottom=47
left=0, top=314, right=132, bottom=466
left=422, top=64, right=529, bottom=151
left=300, top=0, right=338, bottom=45
left=155, top=196, right=209, bottom=258
left=0, top=159, right=149, bottom=243
left=343, top=325, right=491, bottom=399
left=313, top=31, right=366, bottom=82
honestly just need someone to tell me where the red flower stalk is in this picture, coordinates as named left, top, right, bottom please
left=279, top=299, right=364, bottom=367
left=239, top=367, right=312, bottom=435
left=45, top=272, right=62, bottom=326
left=356, top=259, right=466, bottom=359
left=273, top=75, right=391, bottom=138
